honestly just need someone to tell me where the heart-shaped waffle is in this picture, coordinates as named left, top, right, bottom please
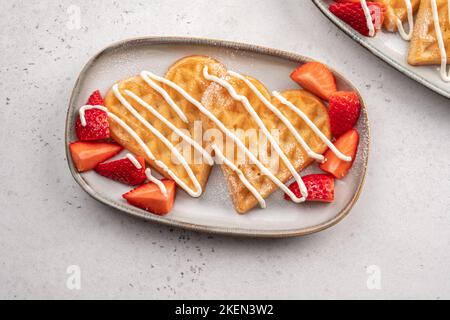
left=201, top=73, right=332, bottom=214
left=104, top=56, right=226, bottom=197
left=408, top=0, right=450, bottom=65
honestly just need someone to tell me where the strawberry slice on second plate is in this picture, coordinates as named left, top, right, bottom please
left=291, top=62, right=337, bottom=101
left=285, top=174, right=335, bottom=203
left=123, top=180, right=177, bottom=216
left=69, top=142, right=123, bottom=173
left=76, top=90, right=110, bottom=141
left=95, top=155, right=147, bottom=186
left=329, top=91, right=362, bottom=138
left=329, top=1, right=385, bottom=37
left=320, top=129, right=359, bottom=179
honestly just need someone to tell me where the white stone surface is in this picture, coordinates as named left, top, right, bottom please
left=0, top=0, right=449, bottom=300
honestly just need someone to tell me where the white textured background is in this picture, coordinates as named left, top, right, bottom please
left=0, top=0, right=449, bottom=300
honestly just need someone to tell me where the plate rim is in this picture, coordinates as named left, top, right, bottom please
left=312, top=0, right=450, bottom=99
left=65, top=36, right=371, bottom=238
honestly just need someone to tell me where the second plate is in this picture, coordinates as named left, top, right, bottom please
left=313, top=0, right=450, bottom=99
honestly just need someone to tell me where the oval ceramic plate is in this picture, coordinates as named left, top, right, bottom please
left=313, top=0, right=450, bottom=99
left=65, top=37, right=370, bottom=238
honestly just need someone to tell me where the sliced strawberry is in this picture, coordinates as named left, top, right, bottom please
left=123, top=180, right=176, bottom=216
left=86, top=90, right=105, bottom=106
left=329, top=2, right=386, bottom=37
left=329, top=91, right=362, bottom=138
left=76, top=90, right=110, bottom=141
left=69, top=142, right=123, bottom=173
left=291, top=62, right=337, bottom=101
left=95, top=156, right=147, bottom=186
left=285, top=174, right=335, bottom=203
left=320, top=129, right=359, bottom=179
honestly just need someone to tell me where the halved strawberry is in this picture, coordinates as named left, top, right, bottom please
left=285, top=174, right=335, bottom=203
left=76, top=90, right=110, bottom=141
left=69, top=142, right=123, bottom=173
left=291, top=62, right=337, bottom=101
left=329, top=1, right=386, bottom=37
left=123, top=180, right=177, bottom=216
left=329, top=91, right=362, bottom=138
left=320, top=129, right=359, bottom=179
left=95, top=156, right=147, bottom=186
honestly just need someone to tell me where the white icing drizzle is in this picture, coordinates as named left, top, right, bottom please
left=396, top=0, right=414, bottom=41
left=205, top=70, right=309, bottom=199
left=111, top=85, right=203, bottom=197
left=272, top=91, right=353, bottom=162
left=361, top=0, right=376, bottom=37
left=126, top=153, right=143, bottom=170
left=228, top=71, right=325, bottom=162
left=431, top=0, right=450, bottom=82
left=124, top=89, right=214, bottom=166
left=212, top=145, right=267, bottom=209
left=145, top=67, right=308, bottom=204
left=145, top=168, right=168, bottom=198
left=139, top=71, right=189, bottom=123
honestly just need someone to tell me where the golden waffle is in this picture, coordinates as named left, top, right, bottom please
left=375, top=0, right=421, bottom=32
left=408, top=0, right=450, bottom=65
left=104, top=56, right=226, bottom=194
left=164, top=55, right=227, bottom=134
left=201, top=75, right=331, bottom=214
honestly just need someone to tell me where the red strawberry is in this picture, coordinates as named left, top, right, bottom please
left=95, top=155, right=147, bottom=186
left=291, top=62, right=337, bottom=101
left=86, top=90, right=105, bottom=106
left=76, top=91, right=110, bottom=141
left=123, top=180, right=177, bottom=216
left=69, top=142, right=123, bottom=173
left=329, top=91, right=362, bottom=138
left=320, top=129, right=359, bottom=179
left=76, top=109, right=110, bottom=141
left=329, top=2, right=385, bottom=37
left=285, top=174, right=335, bottom=203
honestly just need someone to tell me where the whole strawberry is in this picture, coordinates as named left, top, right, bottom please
left=329, top=1, right=385, bottom=37
left=328, top=91, right=362, bottom=138
left=76, top=90, right=110, bottom=141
